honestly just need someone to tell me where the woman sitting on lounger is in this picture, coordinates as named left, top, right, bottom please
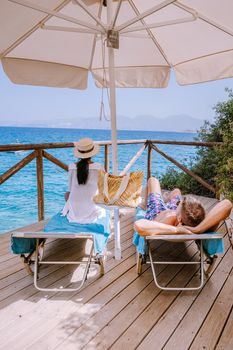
left=134, top=177, right=232, bottom=236
left=44, top=138, right=110, bottom=247
left=62, top=137, right=106, bottom=224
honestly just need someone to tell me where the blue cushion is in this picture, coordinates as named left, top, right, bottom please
left=11, top=236, right=37, bottom=254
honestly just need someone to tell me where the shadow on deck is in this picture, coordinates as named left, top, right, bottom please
left=0, top=196, right=232, bottom=350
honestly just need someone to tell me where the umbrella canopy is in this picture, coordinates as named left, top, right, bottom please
left=1, top=0, right=233, bottom=172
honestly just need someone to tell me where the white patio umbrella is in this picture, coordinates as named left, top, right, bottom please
left=1, top=0, right=233, bottom=174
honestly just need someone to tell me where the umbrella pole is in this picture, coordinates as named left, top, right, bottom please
left=108, top=54, right=121, bottom=259
left=107, top=0, right=118, bottom=175
left=108, top=47, right=118, bottom=175
left=107, top=0, right=121, bottom=260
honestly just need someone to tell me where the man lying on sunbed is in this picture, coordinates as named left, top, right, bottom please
left=134, top=177, right=232, bottom=236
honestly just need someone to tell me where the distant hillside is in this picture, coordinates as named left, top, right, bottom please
left=49, top=114, right=208, bottom=132
left=0, top=114, right=209, bottom=132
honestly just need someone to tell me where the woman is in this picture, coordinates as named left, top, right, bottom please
left=62, top=137, right=105, bottom=223
left=44, top=138, right=110, bottom=253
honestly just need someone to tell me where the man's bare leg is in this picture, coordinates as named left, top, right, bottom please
left=140, top=177, right=162, bottom=210
left=147, top=177, right=162, bottom=196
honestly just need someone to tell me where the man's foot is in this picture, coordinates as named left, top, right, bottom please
left=162, top=191, right=170, bottom=203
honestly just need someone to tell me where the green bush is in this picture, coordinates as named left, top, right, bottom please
left=160, top=88, right=233, bottom=200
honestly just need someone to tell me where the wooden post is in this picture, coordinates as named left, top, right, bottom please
left=147, top=142, right=152, bottom=180
left=104, top=145, right=109, bottom=172
left=36, top=150, right=44, bottom=221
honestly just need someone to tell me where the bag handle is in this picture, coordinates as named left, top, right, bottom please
left=103, top=173, right=130, bottom=205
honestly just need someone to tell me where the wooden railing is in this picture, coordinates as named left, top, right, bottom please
left=0, top=139, right=222, bottom=222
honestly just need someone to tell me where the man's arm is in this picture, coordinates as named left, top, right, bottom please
left=184, top=199, right=232, bottom=234
left=134, top=219, right=192, bottom=236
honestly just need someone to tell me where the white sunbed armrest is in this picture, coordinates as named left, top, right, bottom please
left=11, top=231, right=94, bottom=239
left=145, top=233, right=224, bottom=241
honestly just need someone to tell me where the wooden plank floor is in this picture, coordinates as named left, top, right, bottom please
left=0, top=197, right=232, bottom=350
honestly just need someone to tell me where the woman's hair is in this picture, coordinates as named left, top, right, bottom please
left=180, top=196, right=205, bottom=227
left=76, top=158, right=90, bottom=185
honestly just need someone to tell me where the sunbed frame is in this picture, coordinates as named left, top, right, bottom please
left=11, top=231, right=105, bottom=292
left=136, top=233, right=224, bottom=291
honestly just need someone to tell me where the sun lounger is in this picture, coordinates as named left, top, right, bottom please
left=11, top=231, right=107, bottom=292
left=134, top=231, right=224, bottom=291
left=133, top=204, right=230, bottom=291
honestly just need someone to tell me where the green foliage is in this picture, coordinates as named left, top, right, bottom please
left=160, top=88, right=233, bottom=200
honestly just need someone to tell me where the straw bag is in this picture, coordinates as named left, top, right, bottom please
left=94, top=170, right=144, bottom=208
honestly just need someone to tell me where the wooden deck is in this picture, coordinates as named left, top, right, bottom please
left=0, top=196, right=232, bottom=350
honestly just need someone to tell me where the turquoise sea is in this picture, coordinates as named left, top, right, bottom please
left=0, top=126, right=198, bottom=234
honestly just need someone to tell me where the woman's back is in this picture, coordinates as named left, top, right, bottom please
left=62, top=162, right=104, bottom=223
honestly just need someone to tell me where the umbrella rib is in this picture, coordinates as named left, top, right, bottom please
left=116, top=0, right=176, bottom=32
left=126, top=0, right=172, bottom=67
left=174, top=47, right=233, bottom=67
left=175, top=1, right=233, bottom=38
left=72, top=0, right=106, bottom=32
left=120, top=16, right=197, bottom=34
left=111, top=0, right=123, bottom=29
left=8, top=0, right=105, bottom=34
left=0, top=0, right=71, bottom=58
left=88, top=3, right=104, bottom=71
left=41, top=24, right=101, bottom=35
left=196, top=14, right=233, bottom=38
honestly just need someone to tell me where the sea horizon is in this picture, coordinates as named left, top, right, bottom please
left=0, top=124, right=197, bottom=135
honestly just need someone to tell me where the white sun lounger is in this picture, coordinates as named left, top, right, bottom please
left=11, top=231, right=105, bottom=292
left=136, top=232, right=224, bottom=291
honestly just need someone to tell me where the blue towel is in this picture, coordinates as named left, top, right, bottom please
left=132, top=207, right=148, bottom=255
left=11, top=236, right=37, bottom=255
left=202, top=232, right=224, bottom=255
left=11, top=211, right=110, bottom=255
left=133, top=207, right=224, bottom=256
left=135, top=207, right=146, bottom=220
left=44, top=211, right=110, bottom=254
left=133, top=232, right=147, bottom=255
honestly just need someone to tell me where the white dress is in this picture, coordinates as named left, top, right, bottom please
left=62, top=162, right=105, bottom=224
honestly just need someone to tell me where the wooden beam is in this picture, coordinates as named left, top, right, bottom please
left=0, top=151, right=36, bottom=184
left=147, top=140, right=221, bottom=147
left=36, top=150, right=44, bottom=221
left=0, top=142, right=74, bottom=152
left=151, top=144, right=216, bottom=194
left=147, top=142, right=152, bottom=180
left=104, top=145, right=109, bottom=172
left=43, top=150, right=68, bottom=171
left=0, top=139, right=222, bottom=153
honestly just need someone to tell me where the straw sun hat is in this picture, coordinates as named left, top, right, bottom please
left=74, top=138, right=100, bottom=159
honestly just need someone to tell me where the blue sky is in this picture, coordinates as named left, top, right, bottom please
left=1, top=64, right=233, bottom=127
